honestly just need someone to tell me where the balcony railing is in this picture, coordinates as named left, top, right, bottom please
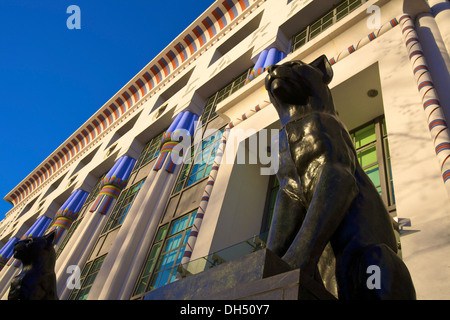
left=177, top=231, right=269, bottom=278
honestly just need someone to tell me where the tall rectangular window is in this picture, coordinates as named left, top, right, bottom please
left=68, top=255, right=106, bottom=300
left=350, top=117, right=395, bottom=210
left=132, top=211, right=197, bottom=297
left=102, top=178, right=146, bottom=233
left=133, top=131, right=165, bottom=172
left=172, top=128, right=224, bottom=195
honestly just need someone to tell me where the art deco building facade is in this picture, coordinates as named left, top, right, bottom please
left=0, top=0, right=449, bottom=299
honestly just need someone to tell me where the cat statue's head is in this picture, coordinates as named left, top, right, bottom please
left=9, top=231, right=58, bottom=300
left=13, top=231, right=56, bottom=266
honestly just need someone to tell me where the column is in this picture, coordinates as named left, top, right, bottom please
left=87, top=110, right=198, bottom=300
left=246, top=47, right=286, bottom=83
left=246, top=49, right=268, bottom=83
left=49, top=189, right=89, bottom=249
left=55, top=155, right=136, bottom=299
left=399, top=14, right=450, bottom=195
left=428, top=0, right=450, bottom=53
left=416, top=11, right=450, bottom=119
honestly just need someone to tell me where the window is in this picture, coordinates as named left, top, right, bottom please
left=291, top=0, right=366, bottom=52
left=350, top=117, right=395, bottom=210
left=68, top=255, right=106, bottom=300
left=102, top=178, right=146, bottom=233
left=132, top=211, right=197, bottom=297
left=172, top=129, right=224, bottom=195
left=199, top=68, right=252, bottom=125
left=133, top=131, right=165, bottom=172
left=171, top=67, right=252, bottom=194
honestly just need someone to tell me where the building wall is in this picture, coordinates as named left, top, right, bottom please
left=0, top=0, right=449, bottom=299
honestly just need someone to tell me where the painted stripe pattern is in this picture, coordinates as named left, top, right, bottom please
left=49, top=189, right=89, bottom=244
left=90, top=156, right=136, bottom=215
left=399, top=15, right=450, bottom=186
left=7, top=0, right=257, bottom=207
left=329, top=17, right=400, bottom=66
left=153, top=111, right=199, bottom=173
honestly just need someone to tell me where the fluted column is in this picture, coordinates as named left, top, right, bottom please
left=55, top=155, right=136, bottom=299
left=246, top=47, right=286, bottom=83
left=428, top=0, right=450, bottom=54
left=87, top=110, right=198, bottom=300
left=49, top=189, right=89, bottom=249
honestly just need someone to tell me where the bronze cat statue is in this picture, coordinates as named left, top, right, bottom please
left=8, top=231, right=58, bottom=300
left=265, top=56, right=416, bottom=299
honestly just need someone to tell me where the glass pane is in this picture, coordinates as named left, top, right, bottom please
left=134, top=279, right=148, bottom=295
left=365, top=164, right=381, bottom=189
left=80, top=261, right=92, bottom=277
left=293, top=29, right=308, bottom=50
left=354, top=123, right=376, bottom=148
left=155, top=225, right=168, bottom=243
left=138, top=211, right=197, bottom=294
left=358, top=145, right=377, bottom=167
left=349, top=0, right=363, bottom=11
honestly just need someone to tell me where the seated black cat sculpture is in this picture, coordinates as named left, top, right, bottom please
left=264, top=55, right=416, bottom=299
left=8, top=231, right=58, bottom=300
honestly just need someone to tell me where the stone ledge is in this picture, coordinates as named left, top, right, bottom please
left=144, top=249, right=336, bottom=300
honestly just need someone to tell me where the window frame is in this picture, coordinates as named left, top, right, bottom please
left=133, top=131, right=166, bottom=172
left=68, top=254, right=107, bottom=300
left=291, top=0, right=366, bottom=52
left=350, top=116, right=395, bottom=212
left=101, top=178, right=146, bottom=234
left=131, top=210, right=197, bottom=299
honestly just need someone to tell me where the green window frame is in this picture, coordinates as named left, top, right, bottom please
left=350, top=117, right=395, bottom=210
left=172, top=129, right=224, bottom=195
left=68, top=255, right=106, bottom=300
left=291, top=0, right=366, bottom=52
left=199, top=68, right=252, bottom=125
left=133, top=131, right=165, bottom=172
left=132, top=211, right=197, bottom=297
left=102, top=178, right=146, bottom=233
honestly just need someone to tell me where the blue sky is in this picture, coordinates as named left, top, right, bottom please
left=0, top=0, right=214, bottom=220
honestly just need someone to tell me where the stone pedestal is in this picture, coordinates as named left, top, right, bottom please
left=143, top=249, right=336, bottom=300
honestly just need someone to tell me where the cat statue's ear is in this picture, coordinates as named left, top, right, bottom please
left=44, top=230, right=56, bottom=246
left=310, top=55, right=334, bottom=85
